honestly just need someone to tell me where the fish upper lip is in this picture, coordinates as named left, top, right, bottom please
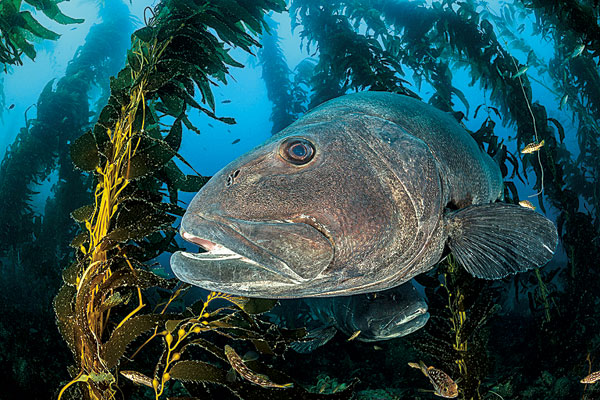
left=179, top=214, right=331, bottom=283
left=378, top=304, right=428, bottom=332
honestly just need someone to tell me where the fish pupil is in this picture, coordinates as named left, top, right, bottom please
left=290, top=143, right=307, bottom=158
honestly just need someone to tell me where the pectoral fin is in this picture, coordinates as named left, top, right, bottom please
left=445, top=202, right=558, bottom=279
left=290, top=326, right=337, bottom=354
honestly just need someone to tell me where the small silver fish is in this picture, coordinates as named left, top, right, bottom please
left=408, top=361, right=458, bottom=398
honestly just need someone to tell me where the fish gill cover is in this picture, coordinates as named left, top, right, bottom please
left=0, top=0, right=598, bottom=399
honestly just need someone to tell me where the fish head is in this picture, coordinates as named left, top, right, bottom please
left=343, top=281, right=430, bottom=341
left=171, top=104, right=443, bottom=298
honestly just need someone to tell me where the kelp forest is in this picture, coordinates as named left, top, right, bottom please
left=0, top=0, right=599, bottom=399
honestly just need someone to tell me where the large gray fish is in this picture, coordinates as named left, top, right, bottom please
left=290, top=280, right=429, bottom=353
left=171, top=92, right=558, bottom=298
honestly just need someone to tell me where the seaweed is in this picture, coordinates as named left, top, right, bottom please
left=0, top=0, right=83, bottom=68
left=412, top=257, right=499, bottom=400
left=258, top=16, right=300, bottom=133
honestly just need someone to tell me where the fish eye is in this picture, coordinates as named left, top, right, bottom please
left=280, top=137, right=315, bottom=165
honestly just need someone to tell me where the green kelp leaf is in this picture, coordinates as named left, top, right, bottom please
left=156, top=15, right=188, bottom=42
left=97, top=268, right=174, bottom=295
left=10, top=32, right=37, bottom=60
left=195, top=76, right=215, bottom=111
left=54, top=284, right=77, bottom=356
left=165, top=119, right=182, bottom=152
left=106, top=203, right=175, bottom=243
left=122, top=138, right=176, bottom=180
left=184, top=338, right=227, bottom=362
left=20, top=11, right=60, bottom=40
left=547, top=117, right=565, bottom=143
left=70, top=130, right=100, bottom=171
left=109, top=68, right=133, bottom=95
left=127, top=49, right=143, bottom=72
left=145, top=71, right=173, bottom=93
left=169, top=360, right=228, bottom=384
left=62, top=261, right=81, bottom=286
left=249, top=340, right=273, bottom=356
left=28, top=0, right=84, bottom=25
left=155, top=202, right=186, bottom=217
left=177, top=175, right=210, bottom=192
left=70, top=231, right=89, bottom=249
left=159, top=91, right=185, bottom=117
left=71, top=204, right=94, bottom=222
left=241, top=298, right=278, bottom=315
left=165, top=319, right=185, bottom=333
left=102, top=314, right=173, bottom=369
left=134, top=26, right=155, bottom=42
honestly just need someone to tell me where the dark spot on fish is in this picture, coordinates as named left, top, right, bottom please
left=232, top=139, right=240, bottom=144
left=222, top=100, right=231, bottom=103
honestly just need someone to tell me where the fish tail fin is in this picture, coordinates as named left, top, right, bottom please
left=408, top=361, right=429, bottom=376
left=445, top=202, right=558, bottom=279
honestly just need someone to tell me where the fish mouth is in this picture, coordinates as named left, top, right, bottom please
left=368, top=304, right=429, bottom=341
left=170, top=213, right=334, bottom=298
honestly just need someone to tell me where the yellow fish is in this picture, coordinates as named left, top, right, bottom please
left=409, top=361, right=458, bottom=398
left=347, top=330, right=361, bottom=341
left=521, top=140, right=545, bottom=154
left=518, top=200, right=536, bottom=210
left=224, top=345, right=293, bottom=389
left=581, top=371, right=600, bottom=384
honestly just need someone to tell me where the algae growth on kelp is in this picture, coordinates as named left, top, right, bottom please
left=0, top=0, right=599, bottom=399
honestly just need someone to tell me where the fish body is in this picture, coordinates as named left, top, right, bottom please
left=120, top=370, right=154, bottom=388
left=224, top=345, right=292, bottom=388
left=408, top=361, right=458, bottom=398
left=581, top=371, right=600, bottom=384
left=521, top=140, right=545, bottom=154
left=171, top=92, right=558, bottom=298
left=290, top=280, right=429, bottom=353
left=518, top=200, right=535, bottom=210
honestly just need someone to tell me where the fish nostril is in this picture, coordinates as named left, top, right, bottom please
left=225, top=169, right=241, bottom=187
